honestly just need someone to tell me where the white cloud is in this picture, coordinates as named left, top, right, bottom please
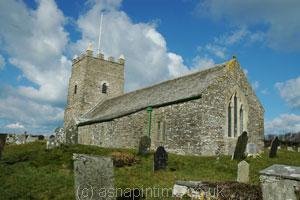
left=261, top=88, right=269, bottom=95
left=265, top=114, right=300, bottom=135
left=0, top=0, right=194, bottom=133
left=0, top=0, right=70, bottom=133
left=0, top=90, right=64, bottom=133
left=214, top=27, right=250, bottom=46
left=204, top=44, right=226, bottom=59
left=275, top=76, right=300, bottom=109
left=192, top=56, right=215, bottom=70
left=0, top=54, right=5, bottom=70
left=252, top=81, right=260, bottom=90
left=71, top=0, right=189, bottom=91
left=196, top=27, right=261, bottom=63
left=167, top=53, right=189, bottom=77
left=0, top=0, right=71, bottom=105
left=197, top=0, right=300, bottom=51
left=5, top=122, right=25, bottom=130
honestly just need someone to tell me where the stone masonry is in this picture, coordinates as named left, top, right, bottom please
left=64, top=48, right=124, bottom=144
left=64, top=46, right=264, bottom=156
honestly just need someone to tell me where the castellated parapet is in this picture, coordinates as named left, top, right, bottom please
left=64, top=47, right=125, bottom=144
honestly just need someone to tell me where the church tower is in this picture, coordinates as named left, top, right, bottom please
left=64, top=44, right=125, bottom=144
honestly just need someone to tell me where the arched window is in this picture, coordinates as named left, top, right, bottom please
left=228, top=102, right=232, bottom=137
left=227, top=92, right=247, bottom=138
left=74, top=85, right=77, bottom=94
left=102, top=83, right=107, bottom=94
left=234, top=95, right=238, bottom=137
left=240, top=105, right=244, bottom=135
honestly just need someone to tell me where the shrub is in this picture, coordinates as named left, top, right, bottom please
left=138, top=136, right=151, bottom=155
left=111, top=152, right=139, bottom=167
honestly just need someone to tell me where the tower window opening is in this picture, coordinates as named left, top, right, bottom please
left=102, top=83, right=107, bottom=94
left=74, top=85, right=77, bottom=94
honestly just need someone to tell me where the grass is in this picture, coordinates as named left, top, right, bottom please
left=0, top=141, right=299, bottom=199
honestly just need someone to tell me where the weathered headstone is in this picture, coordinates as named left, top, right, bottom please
left=154, top=146, right=168, bottom=171
left=260, top=164, right=300, bottom=200
left=269, top=137, right=280, bottom=158
left=246, top=143, right=258, bottom=157
left=233, top=131, right=248, bottom=160
left=46, top=135, right=59, bottom=149
left=73, top=154, right=115, bottom=200
left=138, top=136, right=151, bottom=155
left=287, top=146, right=294, bottom=151
left=237, top=160, right=249, bottom=183
left=0, top=134, right=7, bottom=159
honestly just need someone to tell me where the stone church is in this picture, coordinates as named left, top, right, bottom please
left=64, top=46, right=264, bottom=156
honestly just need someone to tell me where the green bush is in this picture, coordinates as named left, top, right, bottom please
left=111, top=152, right=139, bottom=167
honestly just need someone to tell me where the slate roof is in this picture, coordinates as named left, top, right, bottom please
left=78, top=61, right=228, bottom=126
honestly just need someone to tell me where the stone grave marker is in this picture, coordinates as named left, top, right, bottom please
left=298, top=147, right=300, bottom=152
left=237, top=160, right=249, bottom=183
left=138, top=136, right=151, bottom=155
left=154, top=146, right=168, bottom=171
left=246, top=143, right=258, bottom=157
left=260, top=164, right=300, bottom=200
left=73, top=154, right=115, bottom=200
left=0, top=134, right=7, bottom=159
left=233, top=131, right=248, bottom=160
left=46, top=135, right=59, bottom=150
left=287, top=146, right=294, bottom=151
left=269, top=137, right=280, bottom=158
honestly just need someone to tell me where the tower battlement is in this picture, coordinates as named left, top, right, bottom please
left=72, top=49, right=125, bottom=66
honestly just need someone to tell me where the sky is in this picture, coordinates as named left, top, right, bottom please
left=0, top=0, right=299, bottom=135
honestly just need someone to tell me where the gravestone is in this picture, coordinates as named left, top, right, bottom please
left=0, top=134, right=7, bottom=159
left=260, top=164, right=300, bottom=200
left=246, top=143, right=258, bottom=157
left=154, top=146, right=168, bottom=171
left=269, top=137, right=280, bottom=158
left=233, top=131, right=248, bottom=160
left=138, top=136, right=151, bottom=155
left=237, top=160, right=249, bottom=183
left=46, top=135, right=58, bottom=150
left=287, top=146, right=294, bottom=151
left=73, top=154, right=115, bottom=200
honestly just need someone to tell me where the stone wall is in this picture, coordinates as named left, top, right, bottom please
left=64, top=50, right=124, bottom=144
left=78, top=60, right=264, bottom=156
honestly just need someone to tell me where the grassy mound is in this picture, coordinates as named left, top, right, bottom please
left=0, top=141, right=299, bottom=199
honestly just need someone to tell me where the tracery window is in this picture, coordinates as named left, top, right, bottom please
left=227, top=93, right=246, bottom=138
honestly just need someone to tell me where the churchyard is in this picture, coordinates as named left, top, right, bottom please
left=0, top=140, right=300, bottom=199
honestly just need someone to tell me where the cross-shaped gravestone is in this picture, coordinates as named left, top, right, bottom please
left=0, top=134, right=7, bottom=159
left=237, top=160, right=249, bottom=183
left=154, top=146, right=168, bottom=171
left=233, top=131, right=248, bottom=160
left=269, top=137, right=280, bottom=158
left=73, top=154, right=115, bottom=200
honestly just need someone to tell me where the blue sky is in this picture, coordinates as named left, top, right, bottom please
left=0, top=0, right=299, bottom=134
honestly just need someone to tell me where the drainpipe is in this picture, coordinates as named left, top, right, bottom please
left=147, top=107, right=153, bottom=137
